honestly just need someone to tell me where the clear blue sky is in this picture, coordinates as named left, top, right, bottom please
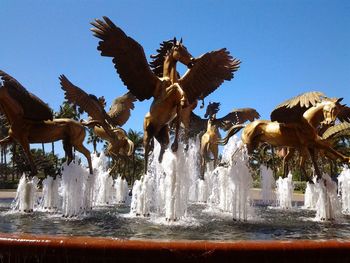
left=1, top=0, right=350, bottom=156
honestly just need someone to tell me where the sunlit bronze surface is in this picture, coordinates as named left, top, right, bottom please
left=0, top=70, right=92, bottom=175
left=221, top=92, right=350, bottom=180
left=199, top=103, right=260, bottom=177
left=60, top=75, right=135, bottom=164
left=91, top=16, right=240, bottom=173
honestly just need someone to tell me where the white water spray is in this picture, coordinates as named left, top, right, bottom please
left=338, top=167, right=350, bottom=214
left=315, top=174, right=341, bottom=221
left=39, top=176, right=61, bottom=211
left=206, top=135, right=253, bottom=221
left=12, top=175, right=39, bottom=212
left=276, top=172, right=294, bottom=209
left=260, top=166, right=275, bottom=205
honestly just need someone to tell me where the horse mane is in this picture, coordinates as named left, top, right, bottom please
left=149, top=40, right=175, bottom=77
left=205, top=102, right=221, bottom=118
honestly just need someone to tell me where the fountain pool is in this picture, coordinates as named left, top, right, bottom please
left=2, top=200, right=350, bottom=240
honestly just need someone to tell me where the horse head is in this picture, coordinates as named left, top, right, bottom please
left=204, top=102, right=220, bottom=118
left=110, top=128, right=134, bottom=157
left=321, top=97, right=343, bottom=126
left=170, top=37, right=195, bottom=69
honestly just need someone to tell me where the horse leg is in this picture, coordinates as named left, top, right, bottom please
left=299, top=148, right=311, bottom=182
left=75, top=144, right=93, bottom=174
left=315, top=139, right=350, bottom=163
left=155, top=125, right=170, bottom=163
left=282, top=148, right=295, bottom=177
left=171, top=105, right=181, bottom=152
left=211, top=142, right=218, bottom=169
left=63, top=139, right=74, bottom=165
left=200, top=137, right=209, bottom=180
left=308, top=148, right=322, bottom=181
left=19, top=137, right=37, bottom=177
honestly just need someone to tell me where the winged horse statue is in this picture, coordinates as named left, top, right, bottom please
left=0, top=70, right=93, bottom=175
left=91, top=16, right=240, bottom=173
left=219, top=91, right=350, bottom=181
left=198, top=102, right=260, bottom=178
left=59, top=75, right=136, bottom=166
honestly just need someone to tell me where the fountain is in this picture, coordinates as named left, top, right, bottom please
left=260, top=166, right=276, bottom=205
left=2, top=138, right=350, bottom=262
left=276, top=172, right=294, bottom=209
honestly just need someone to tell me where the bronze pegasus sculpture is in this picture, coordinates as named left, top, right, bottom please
left=90, top=16, right=241, bottom=173
left=198, top=102, right=260, bottom=178
left=59, top=75, right=136, bottom=163
left=0, top=70, right=93, bottom=175
left=220, top=91, right=350, bottom=181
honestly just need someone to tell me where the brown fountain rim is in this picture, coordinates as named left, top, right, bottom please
left=1, top=233, right=350, bottom=262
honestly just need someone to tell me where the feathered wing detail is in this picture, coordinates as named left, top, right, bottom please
left=59, top=75, right=114, bottom=134
left=215, top=108, right=260, bottom=131
left=188, top=112, right=208, bottom=138
left=337, top=105, right=350, bottom=122
left=0, top=70, right=53, bottom=121
left=270, top=91, right=326, bottom=123
left=179, top=48, right=241, bottom=104
left=108, top=92, right=137, bottom=127
left=322, top=122, right=350, bottom=140
left=91, top=16, right=159, bottom=101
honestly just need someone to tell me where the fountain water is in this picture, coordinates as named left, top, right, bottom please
left=276, top=172, right=294, bottom=209
left=315, top=174, right=341, bottom=220
left=39, top=176, right=61, bottom=211
left=338, top=167, right=350, bottom=214
left=260, top=166, right=276, bottom=205
left=114, top=176, right=129, bottom=204
left=12, top=175, right=39, bottom=212
left=206, top=135, right=253, bottom=221
left=91, top=153, right=114, bottom=206
left=303, top=177, right=318, bottom=209
left=130, top=140, right=193, bottom=220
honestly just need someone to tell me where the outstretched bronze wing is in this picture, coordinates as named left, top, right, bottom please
left=108, top=92, right=137, bottom=127
left=0, top=70, right=53, bottom=121
left=214, top=108, right=260, bottom=131
left=337, top=105, right=350, bottom=122
left=59, top=75, right=114, bottom=133
left=91, top=16, right=159, bottom=101
left=270, top=91, right=326, bottom=123
left=179, top=49, right=241, bottom=104
left=322, top=121, right=350, bottom=140
left=187, top=111, right=208, bottom=138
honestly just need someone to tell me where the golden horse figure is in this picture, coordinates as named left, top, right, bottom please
left=199, top=102, right=260, bottom=178
left=220, top=91, right=350, bottom=180
left=91, top=16, right=240, bottom=173
left=270, top=92, right=350, bottom=178
left=0, top=70, right=93, bottom=175
left=59, top=75, right=135, bottom=165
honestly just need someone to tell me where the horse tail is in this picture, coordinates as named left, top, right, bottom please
left=80, top=119, right=101, bottom=129
left=217, top=124, right=245, bottom=145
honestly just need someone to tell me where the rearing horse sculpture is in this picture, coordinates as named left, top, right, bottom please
left=91, top=16, right=240, bottom=173
left=199, top=102, right=260, bottom=178
left=0, top=70, right=93, bottom=175
left=270, top=91, right=350, bottom=177
left=220, top=91, right=350, bottom=181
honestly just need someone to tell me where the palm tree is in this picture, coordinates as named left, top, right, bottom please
left=0, top=114, right=9, bottom=165
left=127, top=129, right=144, bottom=184
left=55, top=101, right=81, bottom=120
left=87, top=128, right=102, bottom=154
